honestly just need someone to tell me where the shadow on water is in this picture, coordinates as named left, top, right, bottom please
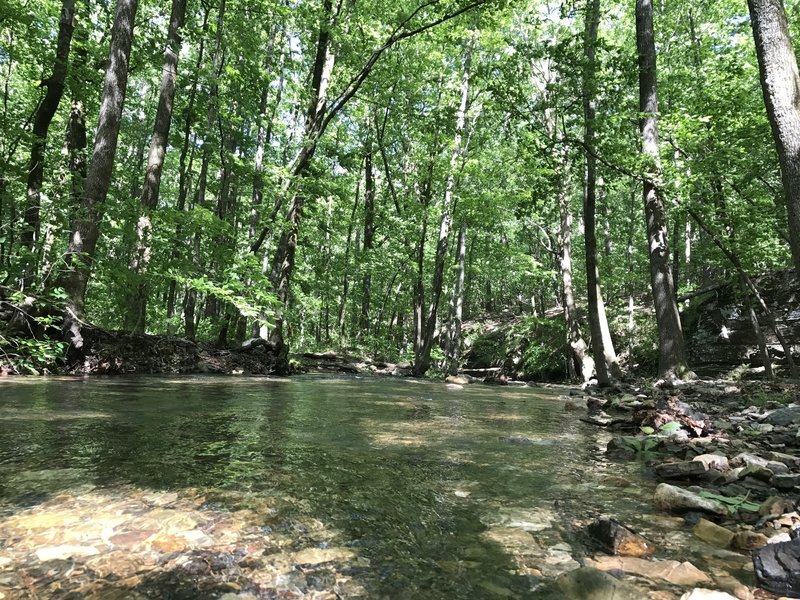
left=0, top=375, right=627, bottom=598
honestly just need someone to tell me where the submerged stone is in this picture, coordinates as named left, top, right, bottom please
left=556, top=567, right=646, bottom=600
left=586, top=555, right=711, bottom=586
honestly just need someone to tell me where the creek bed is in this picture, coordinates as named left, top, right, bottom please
left=0, top=375, right=750, bottom=598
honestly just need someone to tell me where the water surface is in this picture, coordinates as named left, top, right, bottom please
left=0, top=375, right=656, bottom=598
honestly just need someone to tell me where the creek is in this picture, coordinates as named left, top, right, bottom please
left=0, top=376, right=744, bottom=598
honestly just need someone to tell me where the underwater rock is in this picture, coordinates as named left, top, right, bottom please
left=556, top=567, right=644, bottom=600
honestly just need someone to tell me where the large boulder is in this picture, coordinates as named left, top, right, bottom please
left=752, top=536, right=800, bottom=597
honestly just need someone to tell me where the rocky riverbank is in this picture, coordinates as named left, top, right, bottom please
left=560, top=378, right=800, bottom=599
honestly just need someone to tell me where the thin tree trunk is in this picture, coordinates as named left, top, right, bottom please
left=560, top=170, right=595, bottom=383
left=21, top=0, right=76, bottom=275
left=741, top=273, right=775, bottom=380
left=583, top=0, right=621, bottom=384
left=165, top=4, right=210, bottom=331
left=59, top=0, right=138, bottom=348
left=414, top=44, right=472, bottom=377
left=338, top=166, right=362, bottom=339
left=748, top=0, right=800, bottom=274
left=359, top=125, right=376, bottom=335
left=125, top=0, right=186, bottom=333
left=186, top=0, right=225, bottom=339
left=636, top=0, right=690, bottom=379
left=445, top=220, right=467, bottom=375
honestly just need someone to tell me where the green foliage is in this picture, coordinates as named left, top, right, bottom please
left=698, top=491, right=760, bottom=514
left=620, top=436, right=662, bottom=460
left=0, top=0, right=794, bottom=375
left=0, top=292, right=68, bottom=375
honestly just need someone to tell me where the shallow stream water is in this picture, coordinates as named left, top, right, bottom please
left=0, top=376, right=737, bottom=599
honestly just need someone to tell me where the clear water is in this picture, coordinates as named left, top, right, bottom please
left=0, top=375, right=658, bottom=598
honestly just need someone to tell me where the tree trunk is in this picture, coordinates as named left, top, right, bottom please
left=413, top=45, right=471, bottom=377
left=445, top=220, right=467, bottom=375
left=636, top=0, right=690, bottom=379
left=583, top=0, right=621, bottom=384
left=269, top=0, right=335, bottom=374
left=125, top=0, right=186, bottom=333
left=185, top=0, right=224, bottom=339
left=741, top=274, right=775, bottom=380
left=359, top=126, right=376, bottom=335
left=21, top=0, right=76, bottom=273
left=748, top=0, right=800, bottom=275
left=560, top=170, right=595, bottom=383
left=59, top=0, right=138, bottom=348
left=165, top=4, right=210, bottom=331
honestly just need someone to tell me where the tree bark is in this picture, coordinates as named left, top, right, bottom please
left=636, top=0, right=690, bottom=379
left=21, top=0, right=76, bottom=271
left=748, top=0, right=800, bottom=275
left=445, top=220, right=467, bottom=375
left=560, top=170, right=595, bottom=383
left=185, top=0, right=225, bottom=340
left=359, top=125, right=376, bottom=335
left=269, top=0, right=335, bottom=373
left=125, top=0, right=186, bottom=333
left=413, top=44, right=472, bottom=377
left=59, top=0, right=138, bottom=348
left=583, top=0, right=621, bottom=384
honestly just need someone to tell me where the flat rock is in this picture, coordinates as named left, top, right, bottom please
left=653, top=483, right=728, bottom=515
left=693, top=518, right=734, bottom=548
left=656, top=461, right=709, bottom=480
left=291, top=547, right=355, bottom=566
left=730, top=453, right=769, bottom=469
left=679, top=590, right=738, bottom=600
left=759, top=496, right=796, bottom=517
left=586, top=555, right=711, bottom=586
left=556, top=567, right=645, bottom=600
left=693, top=454, right=730, bottom=472
left=738, top=464, right=774, bottom=483
left=772, top=473, right=800, bottom=490
left=36, top=544, right=100, bottom=561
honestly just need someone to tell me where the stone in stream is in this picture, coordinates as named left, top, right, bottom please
left=692, top=518, right=734, bottom=548
left=693, top=454, right=730, bottom=472
left=585, top=555, right=711, bottom=586
left=752, top=535, right=800, bottom=597
left=679, top=590, right=738, bottom=600
left=655, top=460, right=709, bottom=480
left=586, top=518, right=655, bottom=557
left=772, top=473, right=800, bottom=491
left=653, top=483, right=728, bottom=515
left=556, top=567, right=645, bottom=600
left=732, top=530, right=768, bottom=551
